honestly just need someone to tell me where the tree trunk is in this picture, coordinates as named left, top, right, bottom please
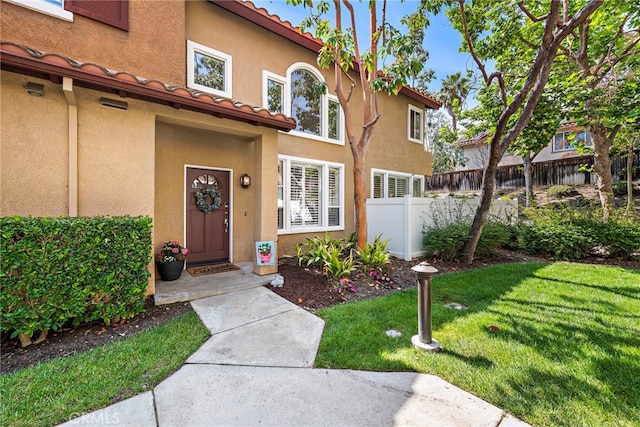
left=462, top=150, right=500, bottom=264
left=522, top=156, right=535, bottom=207
left=353, top=151, right=368, bottom=249
left=590, top=128, right=615, bottom=219
left=627, top=143, right=634, bottom=210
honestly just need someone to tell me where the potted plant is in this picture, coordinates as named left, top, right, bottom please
left=155, top=241, right=188, bottom=281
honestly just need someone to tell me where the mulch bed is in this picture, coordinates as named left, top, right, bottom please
left=2, top=251, right=637, bottom=374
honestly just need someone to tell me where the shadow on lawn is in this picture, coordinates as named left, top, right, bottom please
left=483, top=268, right=640, bottom=424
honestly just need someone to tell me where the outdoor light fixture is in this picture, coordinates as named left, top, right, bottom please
left=99, top=97, right=128, bottom=110
left=240, top=174, right=251, bottom=189
left=25, top=82, right=44, bottom=97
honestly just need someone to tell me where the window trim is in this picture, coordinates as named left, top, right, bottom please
left=278, top=155, right=345, bottom=235
left=275, top=62, right=344, bottom=145
left=6, top=0, right=73, bottom=21
left=551, top=130, right=593, bottom=153
left=262, top=70, right=287, bottom=114
left=371, top=168, right=422, bottom=199
left=187, top=40, right=233, bottom=99
left=407, top=104, right=424, bottom=144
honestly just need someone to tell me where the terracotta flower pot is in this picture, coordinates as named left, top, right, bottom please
left=156, top=259, right=185, bottom=281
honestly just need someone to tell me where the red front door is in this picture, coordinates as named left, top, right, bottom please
left=186, top=168, right=230, bottom=265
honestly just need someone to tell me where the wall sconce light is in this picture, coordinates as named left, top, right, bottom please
left=240, top=174, right=251, bottom=189
left=26, top=82, right=44, bottom=97
left=99, top=97, right=128, bottom=110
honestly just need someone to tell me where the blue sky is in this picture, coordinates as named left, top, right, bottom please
left=251, top=0, right=474, bottom=95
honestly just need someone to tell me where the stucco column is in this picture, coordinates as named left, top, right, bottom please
left=62, top=77, right=78, bottom=217
left=252, top=132, right=279, bottom=275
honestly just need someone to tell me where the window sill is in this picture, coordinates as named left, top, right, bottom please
left=6, top=0, right=73, bottom=21
left=281, top=129, right=345, bottom=146
left=278, top=226, right=345, bottom=235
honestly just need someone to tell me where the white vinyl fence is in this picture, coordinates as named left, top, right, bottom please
left=366, top=195, right=518, bottom=261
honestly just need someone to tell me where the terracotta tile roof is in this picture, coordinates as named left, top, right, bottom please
left=0, top=41, right=296, bottom=131
left=213, top=0, right=441, bottom=110
left=454, top=132, right=489, bottom=147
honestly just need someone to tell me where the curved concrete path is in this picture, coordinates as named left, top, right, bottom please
left=60, top=287, right=530, bottom=427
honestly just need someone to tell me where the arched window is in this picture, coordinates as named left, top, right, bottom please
left=290, top=68, right=322, bottom=136
left=262, top=63, right=343, bottom=144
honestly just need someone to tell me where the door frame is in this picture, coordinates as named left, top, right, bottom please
left=183, top=164, right=234, bottom=263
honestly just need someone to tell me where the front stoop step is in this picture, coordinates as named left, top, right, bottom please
left=154, top=262, right=276, bottom=305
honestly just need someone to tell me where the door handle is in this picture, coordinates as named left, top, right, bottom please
left=224, top=218, right=229, bottom=233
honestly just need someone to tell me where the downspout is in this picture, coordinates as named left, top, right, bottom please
left=62, top=77, right=78, bottom=217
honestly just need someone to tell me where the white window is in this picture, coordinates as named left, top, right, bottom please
left=371, top=169, right=423, bottom=198
left=552, top=130, right=593, bottom=152
left=262, top=71, right=286, bottom=114
left=262, top=63, right=343, bottom=144
left=278, top=156, right=344, bottom=233
left=408, top=105, right=424, bottom=144
left=187, top=40, right=232, bottom=98
left=6, top=0, right=73, bottom=21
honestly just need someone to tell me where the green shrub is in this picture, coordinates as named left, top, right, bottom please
left=422, top=223, right=468, bottom=261
left=518, top=208, right=640, bottom=260
left=545, top=185, right=578, bottom=198
left=323, top=246, right=356, bottom=282
left=355, top=235, right=391, bottom=272
left=295, top=232, right=354, bottom=268
left=422, top=220, right=513, bottom=262
left=0, top=216, right=152, bottom=343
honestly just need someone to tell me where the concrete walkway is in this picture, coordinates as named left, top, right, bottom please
left=60, top=286, right=530, bottom=427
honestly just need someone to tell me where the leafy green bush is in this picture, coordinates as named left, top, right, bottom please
left=545, top=185, right=578, bottom=198
left=355, top=235, right=391, bottom=272
left=518, top=208, right=640, bottom=260
left=295, top=232, right=354, bottom=268
left=0, top=216, right=152, bottom=343
left=422, top=220, right=512, bottom=262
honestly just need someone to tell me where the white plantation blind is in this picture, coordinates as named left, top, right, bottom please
left=372, top=169, right=421, bottom=198
left=278, top=156, right=343, bottom=232
left=328, top=167, right=340, bottom=226
left=413, top=177, right=423, bottom=197
left=389, top=176, right=409, bottom=198
left=373, top=173, right=383, bottom=198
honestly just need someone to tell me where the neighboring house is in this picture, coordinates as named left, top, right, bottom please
left=454, top=123, right=594, bottom=172
left=0, top=0, right=440, bottom=294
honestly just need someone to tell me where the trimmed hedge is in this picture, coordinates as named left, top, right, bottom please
left=1, top=216, right=153, bottom=340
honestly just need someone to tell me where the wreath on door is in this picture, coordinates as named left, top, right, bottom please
left=195, top=188, right=222, bottom=213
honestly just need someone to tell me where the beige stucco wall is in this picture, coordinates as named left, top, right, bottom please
left=1, top=72, right=69, bottom=216
left=1, top=74, right=156, bottom=217
left=75, top=90, right=156, bottom=216
left=1, top=0, right=185, bottom=84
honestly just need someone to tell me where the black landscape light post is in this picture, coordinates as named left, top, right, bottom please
left=411, top=261, right=441, bottom=352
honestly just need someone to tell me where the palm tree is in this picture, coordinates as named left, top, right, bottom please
left=438, top=72, right=471, bottom=132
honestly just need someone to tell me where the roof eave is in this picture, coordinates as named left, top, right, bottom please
left=0, top=47, right=296, bottom=132
left=212, top=0, right=441, bottom=110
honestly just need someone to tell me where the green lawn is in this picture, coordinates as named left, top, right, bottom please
left=315, top=262, right=640, bottom=427
left=0, top=311, right=209, bottom=427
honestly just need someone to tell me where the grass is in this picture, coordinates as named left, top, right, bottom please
left=0, top=311, right=209, bottom=427
left=315, top=262, right=640, bottom=427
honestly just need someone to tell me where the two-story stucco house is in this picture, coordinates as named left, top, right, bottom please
left=455, top=124, right=594, bottom=172
left=1, top=0, right=439, bottom=295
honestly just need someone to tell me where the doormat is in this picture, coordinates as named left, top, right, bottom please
left=187, top=263, right=240, bottom=277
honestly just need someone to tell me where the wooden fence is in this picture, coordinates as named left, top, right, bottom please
left=425, top=151, right=640, bottom=193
